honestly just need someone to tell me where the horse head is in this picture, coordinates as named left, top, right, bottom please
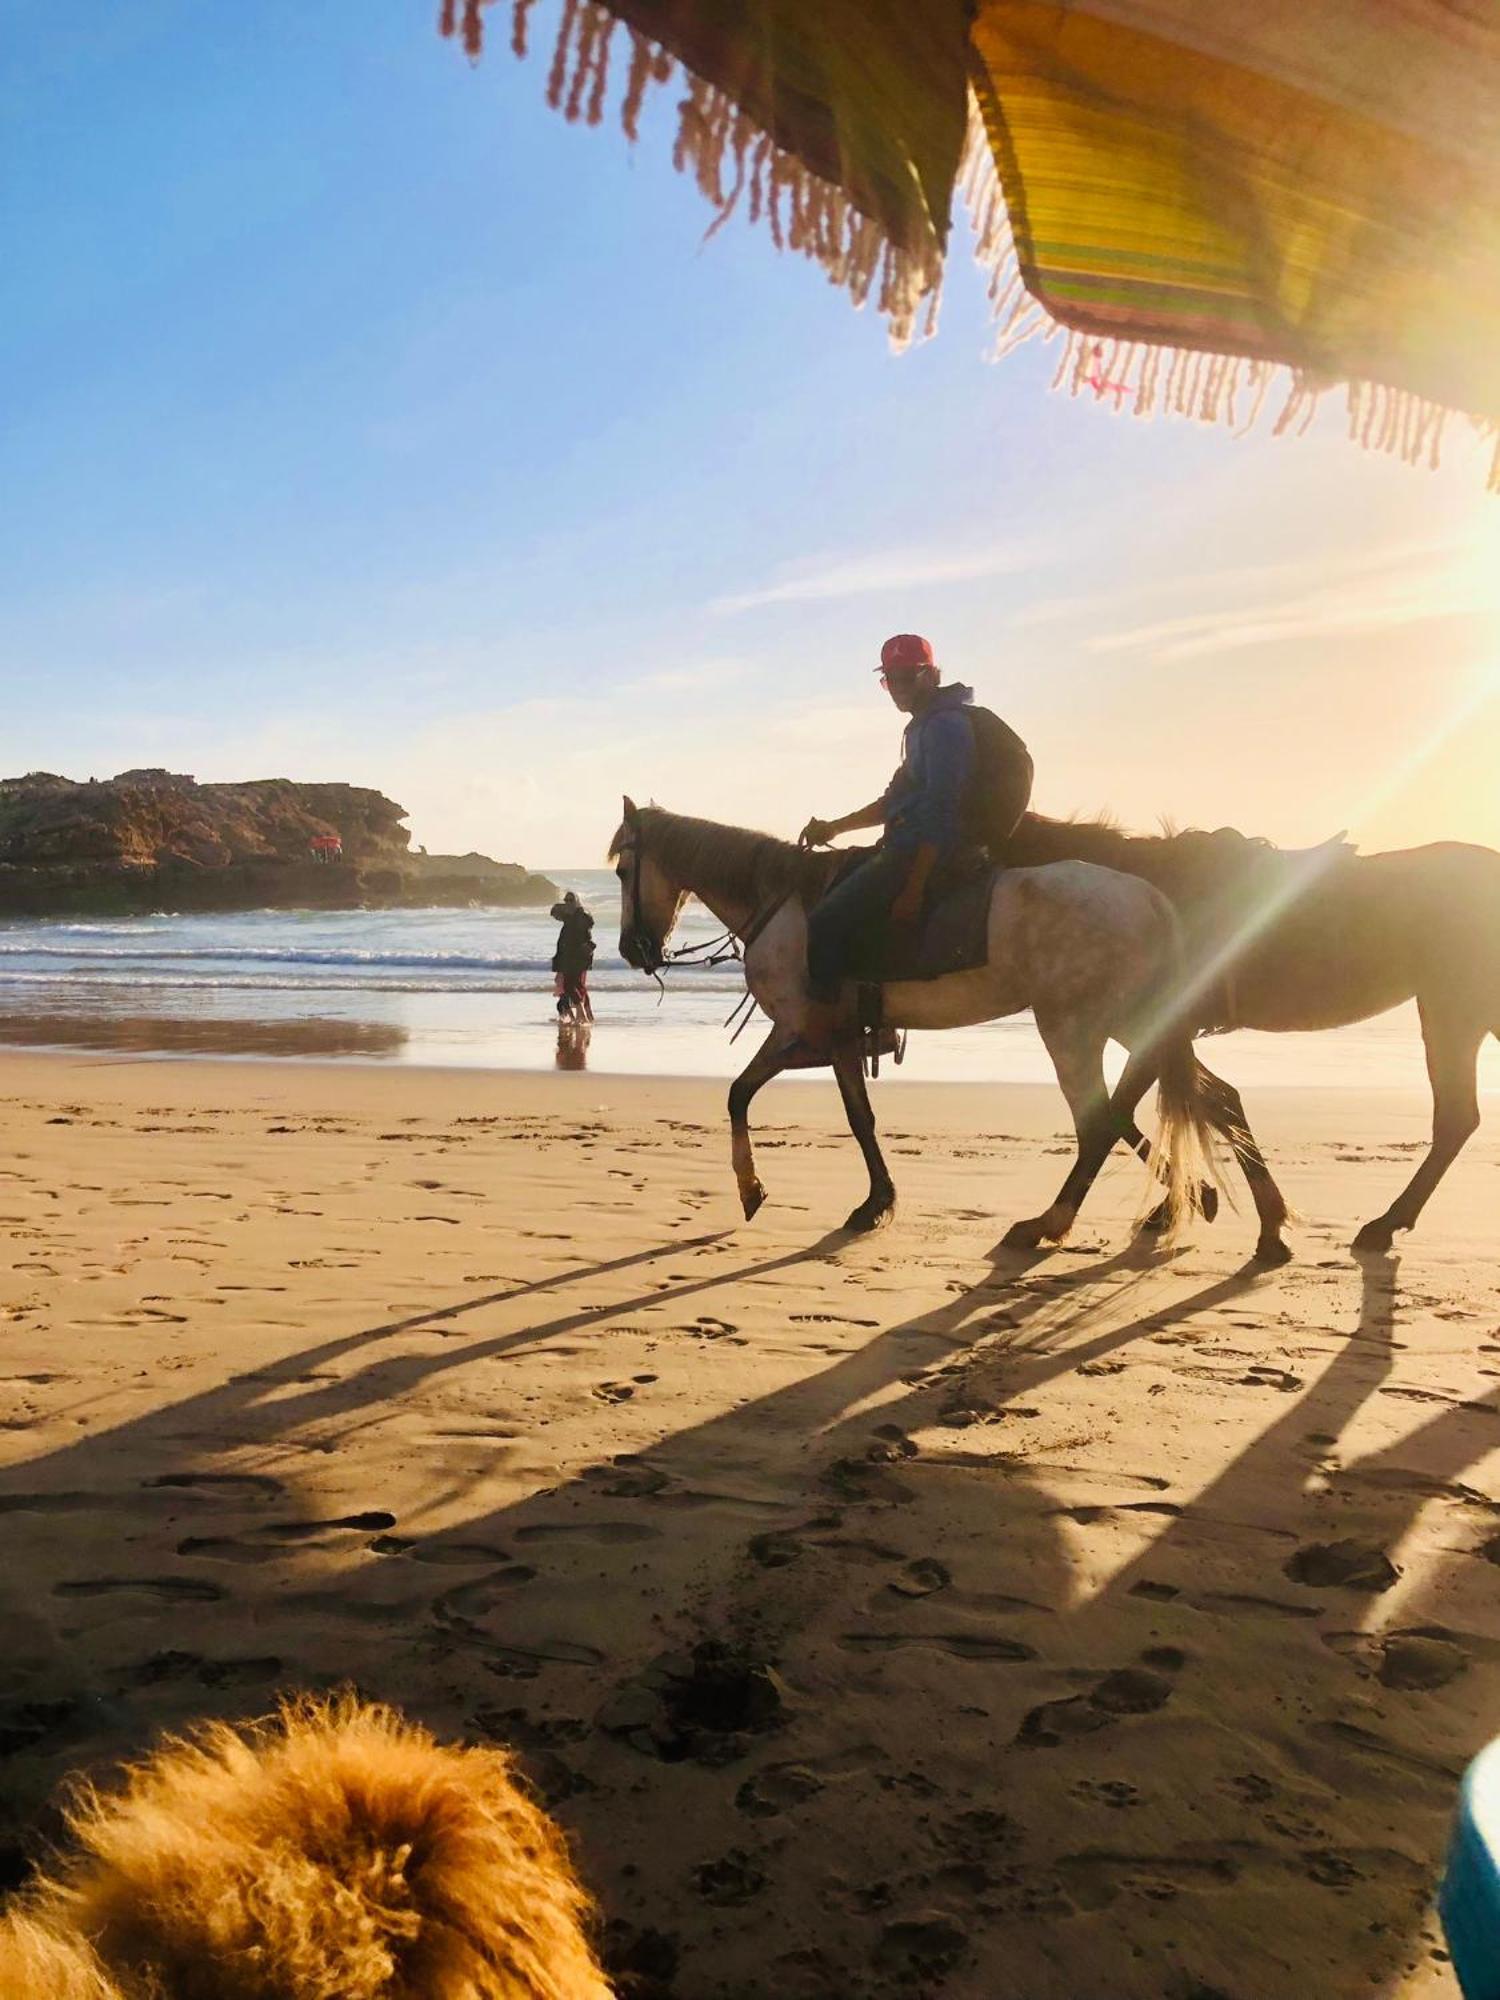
left=608, top=796, right=685, bottom=975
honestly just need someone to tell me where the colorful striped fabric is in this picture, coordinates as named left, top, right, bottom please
left=969, top=1, right=1500, bottom=466
left=448, top=0, right=1500, bottom=479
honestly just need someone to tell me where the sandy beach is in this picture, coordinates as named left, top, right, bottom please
left=3, top=1049, right=1497, bottom=1997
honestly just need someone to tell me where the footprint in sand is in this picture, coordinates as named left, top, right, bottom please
left=176, top=1512, right=397, bottom=1563
left=581, top=1457, right=671, bottom=1499
left=145, top=1471, right=284, bottom=1502
left=692, top=1852, right=767, bottom=1907
left=822, top=1456, right=915, bottom=1505
left=747, top=1531, right=803, bottom=1570
left=370, top=1537, right=511, bottom=1567
left=1056, top=1845, right=1241, bottom=1910
left=681, top=1315, right=741, bottom=1341
left=1074, top=1779, right=1142, bottom=1809
left=735, top=1762, right=825, bottom=1818
left=1018, top=1665, right=1176, bottom=1747
left=431, top=1571, right=541, bottom=1622
left=592, top=1382, right=636, bottom=1403
left=885, top=1557, right=951, bottom=1599
left=866, top=1424, right=918, bottom=1463
left=1194, top=1590, right=1321, bottom=1621
left=1307, top=1719, right=1462, bottom=1790
left=1283, top=1539, right=1400, bottom=1592
left=1239, top=1365, right=1304, bottom=1392
left=1325, top=1626, right=1472, bottom=1691
left=875, top=1919, right=970, bottom=1984
left=0, top=1491, right=126, bottom=1516
left=840, top=1631, right=1037, bottom=1662
left=54, top=1576, right=225, bottom=1603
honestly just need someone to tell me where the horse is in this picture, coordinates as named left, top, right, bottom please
left=1008, top=813, right=1500, bottom=1254
left=608, top=798, right=1241, bottom=1249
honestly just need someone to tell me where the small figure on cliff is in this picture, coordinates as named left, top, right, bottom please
left=551, top=890, right=595, bottom=1023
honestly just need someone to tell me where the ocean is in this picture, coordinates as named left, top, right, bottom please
left=0, top=868, right=1490, bottom=1090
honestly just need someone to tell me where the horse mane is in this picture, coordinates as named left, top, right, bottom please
left=614, top=807, right=836, bottom=911
left=1008, top=810, right=1288, bottom=905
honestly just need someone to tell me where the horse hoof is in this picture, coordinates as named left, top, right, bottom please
left=1003, top=1218, right=1047, bottom=1250
left=1255, top=1234, right=1293, bottom=1268
left=1353, top=1219, right=1395, bottom=1255
left=1201, top=1184, right=1220, bottom=1224
left=844, top=1198, right=893, bottom=1234
left=741, top=1181, right=766, bottom=1222
left=1141, top=1200, right=1170, bottom=1235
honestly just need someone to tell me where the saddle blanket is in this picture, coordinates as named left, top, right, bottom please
left=841, top=862, right=997, bottom=985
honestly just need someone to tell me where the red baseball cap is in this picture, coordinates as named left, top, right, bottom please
left=879, top=633, right=936, bottom=673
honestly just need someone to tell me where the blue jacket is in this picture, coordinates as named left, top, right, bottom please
left=880, top=682, right=976, bottom=854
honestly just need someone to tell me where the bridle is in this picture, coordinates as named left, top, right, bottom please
left=616, top=822, right=662, bottom=975
left=616, top=815, right=757, bottom=978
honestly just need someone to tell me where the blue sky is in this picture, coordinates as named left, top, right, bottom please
left=3, top=0, right=1496, bottom=864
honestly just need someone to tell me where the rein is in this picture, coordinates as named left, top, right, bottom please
left=619, top=816, right=789, bottom=1028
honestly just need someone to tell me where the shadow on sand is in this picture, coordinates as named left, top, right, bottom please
left=2, top=1226, right=1494, bottom=1996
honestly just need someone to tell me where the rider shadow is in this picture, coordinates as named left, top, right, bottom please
left=8, top=1223, right=1493, bottom=1997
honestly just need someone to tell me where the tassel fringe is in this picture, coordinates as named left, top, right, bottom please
left=442, top=19, right=1495, bottom=479
left=444, top=0, right=943, bottom=344
left=959, top=100, right=1490, bottom=483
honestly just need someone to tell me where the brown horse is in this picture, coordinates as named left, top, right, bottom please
left=1008, top=814, right=1500, bottom=1257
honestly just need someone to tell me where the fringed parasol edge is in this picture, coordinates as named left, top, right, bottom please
left=960, top=104, right=1496, bottom=487
left=443, top=0, right=945, bottom=347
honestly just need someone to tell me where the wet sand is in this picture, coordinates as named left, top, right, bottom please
left=2, top=1050, right=1495, bottom=1997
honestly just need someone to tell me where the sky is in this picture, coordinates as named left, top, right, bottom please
left=2, top=0, right=1498, bottom=867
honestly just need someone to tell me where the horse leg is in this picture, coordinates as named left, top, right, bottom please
left=728, top=1026, right=797, bottom=1221
left=1190, top=1059, right=1291, bottom=1265
left=1004, top=1015, right=1124, bottom=1248
left=830, top=1040, right=896, bottom=1233
left=1353, top=1002, right=1484, bottom=1253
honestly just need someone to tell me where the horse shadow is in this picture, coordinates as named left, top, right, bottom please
left=3, top=1227, right=1496, bottom=1997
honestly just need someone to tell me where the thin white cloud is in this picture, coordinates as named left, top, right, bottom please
left=712, top=541, right=1043, bottom=615
left=1090, top=535, right=1493, bottom=663
left=1018, top=534, right=1457, bottom=635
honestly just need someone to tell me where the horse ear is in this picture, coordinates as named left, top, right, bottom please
left=623, top=795, right=638, bottom=821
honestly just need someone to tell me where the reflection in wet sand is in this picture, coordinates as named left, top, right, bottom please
left=0, top=1011, right=407, bottom=1060
left=555, top=1021, right=591, bottom=1071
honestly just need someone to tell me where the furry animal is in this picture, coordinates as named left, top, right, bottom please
left=0, top=1695, right=614, bottom=2000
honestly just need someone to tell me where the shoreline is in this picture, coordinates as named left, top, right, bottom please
left=0, top=1040, right=1473, bottom=1120
left=1, top=1038, right=1493, bottom=1106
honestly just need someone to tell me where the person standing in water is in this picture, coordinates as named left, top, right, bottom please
left=551, top=890, right=595, bottom=1022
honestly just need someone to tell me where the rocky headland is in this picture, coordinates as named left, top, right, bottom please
left=0, top=770, right=559, bottom=916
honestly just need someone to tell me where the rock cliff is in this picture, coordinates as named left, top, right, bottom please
left=0, top=771, right=558, bottom=915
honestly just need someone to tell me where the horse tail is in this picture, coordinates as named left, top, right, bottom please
left=1144, top=907, right=1223, bottom=1238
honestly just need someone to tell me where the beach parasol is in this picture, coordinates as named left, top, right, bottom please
left=443, top=0, right=1500, bottom=484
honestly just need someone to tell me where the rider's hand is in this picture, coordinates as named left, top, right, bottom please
left=799, top=816, right=833, bottom=848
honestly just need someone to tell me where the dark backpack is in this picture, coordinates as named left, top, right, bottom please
left=964, top=707, right=1034, bottom=857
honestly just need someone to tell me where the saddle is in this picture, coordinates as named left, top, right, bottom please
left=833, top=849, right=997, bottom=985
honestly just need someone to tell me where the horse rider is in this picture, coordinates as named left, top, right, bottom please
left=797, top=633, right=1032, bottom=1053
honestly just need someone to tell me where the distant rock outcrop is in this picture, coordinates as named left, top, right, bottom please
left=0, top=771, right=559, bottom=915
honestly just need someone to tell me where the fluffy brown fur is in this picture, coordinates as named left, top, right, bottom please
left=0, top=1695, right=614, bottom=2000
